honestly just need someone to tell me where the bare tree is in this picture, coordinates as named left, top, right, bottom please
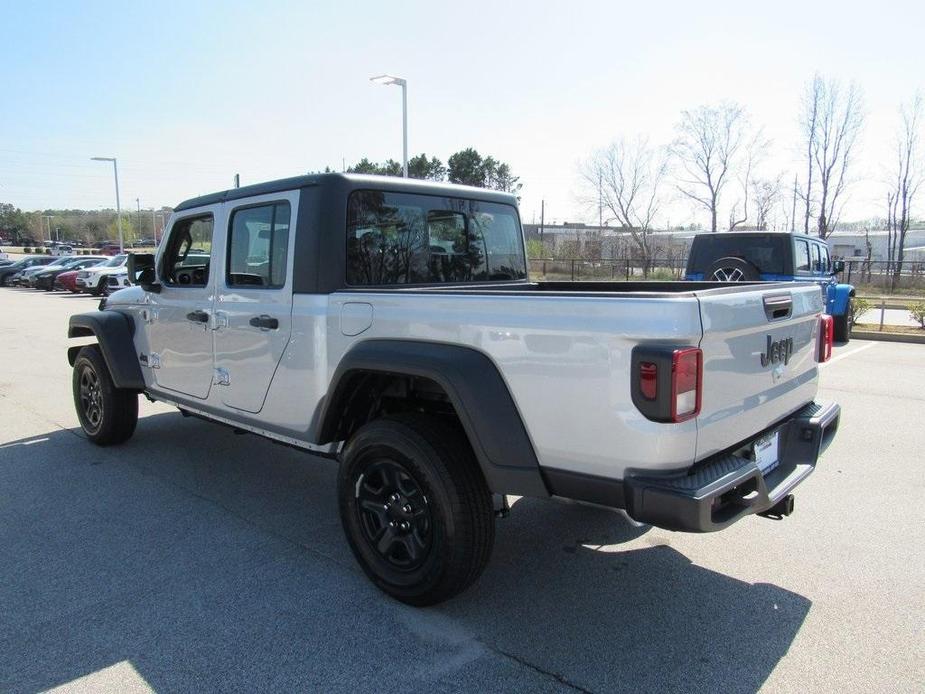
left=800, top=75, right=864, bottom=239
left=751, top=176, right=783, bottom=230
left=800, top=76, right=822, bottom=234
left=727, top=130, right=771, bottom=230
left=672, top=102, right=753, bottom=231
left=886, top=93, right=923, bottom=287
left=581, top=137, right=668, bottom=274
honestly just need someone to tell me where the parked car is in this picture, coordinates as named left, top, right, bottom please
left=75, top=254, right=128, bottom=295
left=18, top=256, right=83, bottom=287
left=103, top=270, right=132, bottom=295
left=55, top=269, right=84, bottom=293
left=50, top=244, right=75, bottom=256
left=34, top=256, right=107, bottom=290
left=68, top=173, right=839, bottom=605
left=684, top=231, right=856, bottom=341
left=0, top=256, right=55, bottom=286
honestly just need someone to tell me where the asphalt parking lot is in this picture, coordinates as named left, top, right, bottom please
left=1, top=287, right=922, bottom=693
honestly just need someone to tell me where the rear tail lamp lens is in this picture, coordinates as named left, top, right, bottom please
left=640, top=362, right=658, bottom=400
left=817, top=314, right=834, bottom=363
left=671, top=348, right=702, bottom=422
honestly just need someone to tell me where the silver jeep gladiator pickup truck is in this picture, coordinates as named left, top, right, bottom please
left=67, top=173, right=840, bottom=605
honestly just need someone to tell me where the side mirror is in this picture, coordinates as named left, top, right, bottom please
left=832, top=260, right=845, bottom=274
left=127, top=253, right=160, bottom=292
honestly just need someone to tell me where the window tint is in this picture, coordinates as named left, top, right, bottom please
left=162, top=215, right=214, bottom=286
left=811, top=243, right=821, bottom=272
left=346, top=191, right=526, bottom=285
left=688, top=234, right=789, bottom=275
left=227, top=202, right=290, bottom=288
left=795, top=240, right=811, bottom=272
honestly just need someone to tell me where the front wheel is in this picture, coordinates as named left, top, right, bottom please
left=338, top=414, right=495, bottom=606
left=72, top=345, right=139, bottom=445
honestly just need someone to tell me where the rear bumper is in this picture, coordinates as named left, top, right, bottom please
left=623, top=400, right=839, bottom=532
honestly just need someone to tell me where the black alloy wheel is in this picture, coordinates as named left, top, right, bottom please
left=77, top=364, right=104, bottom=433
left=355, top=459, right=433, bottom=572
left=71, top=345, right=138, bottom=445
left=338, top=414, right=495, bottom=606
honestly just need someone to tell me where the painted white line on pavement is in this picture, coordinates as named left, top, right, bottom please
left=821, top=341, right=877, bottom=368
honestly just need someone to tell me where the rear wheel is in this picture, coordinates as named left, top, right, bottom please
left=708, top=256, right=760, bottom=282
left=338, top=414, right=494, bottom=606
left=834, top=300, right=853, bottom=343
left=72, top=345, right=138, bottom=445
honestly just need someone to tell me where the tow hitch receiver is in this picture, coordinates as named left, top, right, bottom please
left=758, top=494, right=795, bottom=521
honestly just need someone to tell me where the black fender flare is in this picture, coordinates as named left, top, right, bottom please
left=317, top=339, right=549, bottom=498
left=67, top=311, right=145, bottom=391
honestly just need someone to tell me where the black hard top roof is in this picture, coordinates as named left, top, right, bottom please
left=174, top=172, right=519, bottom=212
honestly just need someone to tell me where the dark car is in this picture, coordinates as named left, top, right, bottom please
left=33, top=256, right=108, bottom=290
left=0, top=256, right=55, bottom=286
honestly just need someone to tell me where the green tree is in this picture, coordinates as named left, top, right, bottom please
left=447, top=148, right=522, bottom=195
left=447, top=148, right=485, bottom=186
left=106, top=216, right=136, bottom=245
left=407, top=154, right=446, bottom=180
left=347, top=158, right=401, bottom=176
left=0, top=203, right=30, bottom=239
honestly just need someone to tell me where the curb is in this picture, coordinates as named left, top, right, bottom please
left=851, top=330, right=925, bottom=345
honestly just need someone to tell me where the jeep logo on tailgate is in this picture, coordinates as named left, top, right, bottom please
left=760, top=335, right=794, bottom=367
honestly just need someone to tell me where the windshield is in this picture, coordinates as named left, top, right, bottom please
left=102, top=254, right=127, bottom=268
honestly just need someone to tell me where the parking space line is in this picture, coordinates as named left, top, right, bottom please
left=821, top=341, right=877, bottom=368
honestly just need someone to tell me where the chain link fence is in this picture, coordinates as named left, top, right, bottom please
left=528, top=257, right=688, bottom=281
left=529, top=256, right=925, bottom=296
left=842, top=259, right=925, bottom=295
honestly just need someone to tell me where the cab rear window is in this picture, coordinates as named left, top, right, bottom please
left=346, top=190, right=527, bottom=286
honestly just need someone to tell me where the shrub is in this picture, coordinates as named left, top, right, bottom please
left=23, top=247, right=31, bottom=253
left=909, top=301, right=925, bottom=329
left=648, top=268, right=677, bottom=281
left=850, top=297, right=872, bottom=324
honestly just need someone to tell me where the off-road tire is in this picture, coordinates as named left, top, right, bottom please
left=708, top=256, right=760, bottom=282
left=834, top=301, right=852, bottom=343
left=72, top=345, right=138, bottom=445
left=338, top=414, right=495, bottom=606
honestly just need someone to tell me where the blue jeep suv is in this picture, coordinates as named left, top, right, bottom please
left=684, top=231, right=855, bottom=342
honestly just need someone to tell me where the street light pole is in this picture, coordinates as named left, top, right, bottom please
left=370, top=75, right=408, bottom=177
left=43, top=215, right=54, bottom=245
left=91, top=156, right=123, bottom=253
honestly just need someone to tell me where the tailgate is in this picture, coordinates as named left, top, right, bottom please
left=695, top=283, right=822, bottom=461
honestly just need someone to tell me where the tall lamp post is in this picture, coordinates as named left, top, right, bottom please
left=370, top=74, right=408, bottom=177
left=91, top=156, right=123, bottom=252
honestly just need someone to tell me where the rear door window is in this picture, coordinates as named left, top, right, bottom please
left=794, top=240, right=811, bottom=273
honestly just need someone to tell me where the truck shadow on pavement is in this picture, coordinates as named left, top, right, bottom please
left=0, top=412, right=810, bottom=693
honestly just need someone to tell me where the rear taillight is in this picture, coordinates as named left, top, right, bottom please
left=817, top=314, right=834, bottom=363
left=640, top=362, right=658, bottom=400
left=632, top=346, right=702, bottom=422
left=671, top=348, right=702, bottom=422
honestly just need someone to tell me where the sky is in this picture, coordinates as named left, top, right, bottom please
left=1, top=0, right=922, bottom=228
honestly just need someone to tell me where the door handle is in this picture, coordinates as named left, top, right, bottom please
left=249, top=314, right=279, bottom=330
left=186, top=310, right=209, bottom=323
